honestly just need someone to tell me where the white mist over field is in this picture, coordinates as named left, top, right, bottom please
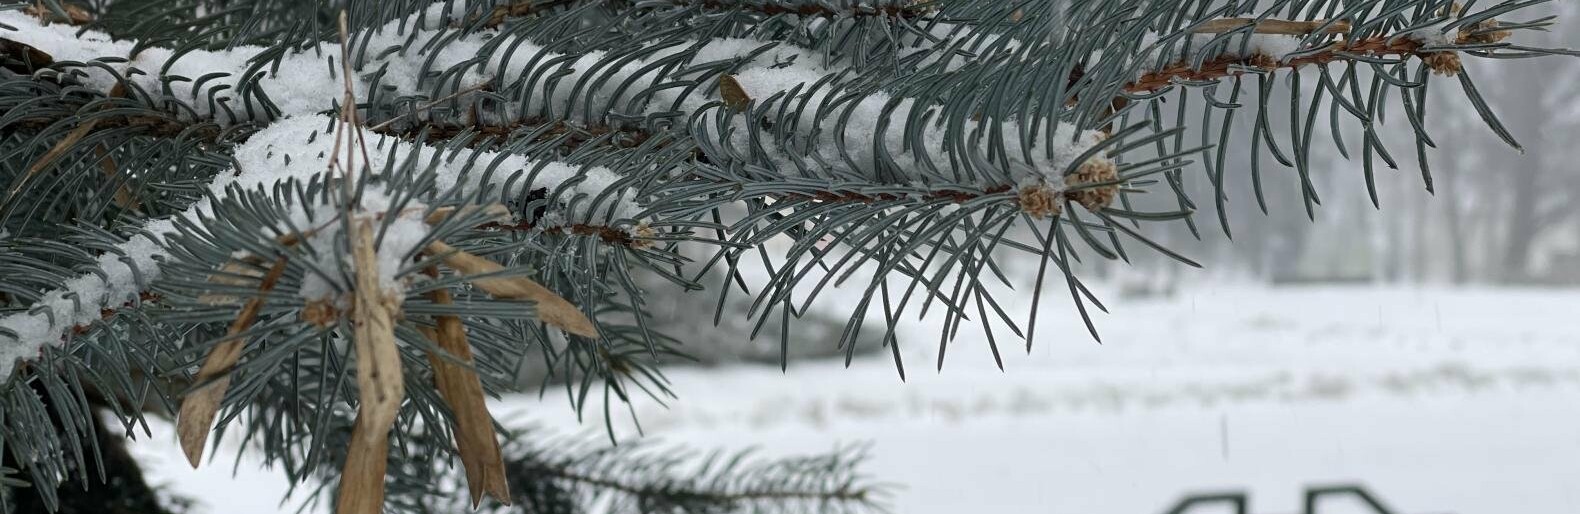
left=134, top=285, right=1580, bottom=514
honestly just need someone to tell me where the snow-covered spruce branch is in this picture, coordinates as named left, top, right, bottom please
left=369, top=115, right=662, bottom=152
left=5, top=2, right=1500, bottom=222
left=474, top=0, right=934, bottom=27
left=1125, top=17, right=1513, bottom=93
left=0, top=0, right=1570, bottom=511
left=0, top=0, right=939, bottom=133
left=0, top=113, right=645, bottom=379
left=0, top=2, right=1529, bottom=189
left=0, top=4, right=1541, bottom=379
left=0, top=3, right=594, bottom=126
left=675, top=12, right=1525, bottom=218
left=686, top=0, right=931, bottom=19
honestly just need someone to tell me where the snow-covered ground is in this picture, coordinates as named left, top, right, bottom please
left=132, top=285, right=1580, bottom=513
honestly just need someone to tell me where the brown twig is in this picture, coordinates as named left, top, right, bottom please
left=1123, top=16, right=1518, bottom=93
left=777, top=185, right=1013, bottom=205
left=480, top=219, right=653, bottom=248
left=1124, top=36, right=1429, bottom=94
left=366, top=82, right=495, bottom=134
left=1190, top=18, right=1352, bottom=35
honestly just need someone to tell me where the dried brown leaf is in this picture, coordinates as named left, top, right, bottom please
left=719, top=75, right=752, bottom=112
left=23, top=2, right=93, bottom=25
left=0, top=37, right=53, bottom=74
left=423, top=203, right=512, bottom=226
left=424, top=240, right=598, bottom=337
left=336, top=219, right=406, bottom=514
left=420, top=271, right=510, bottom=506
left=176, top=256, right=288, bottom=468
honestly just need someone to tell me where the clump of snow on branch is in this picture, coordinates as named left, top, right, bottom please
left=288, top=191, right=433, bottom=304
left=0, top=4, right=1113, bottom=187
left=0, top=3, right=605, bottom=125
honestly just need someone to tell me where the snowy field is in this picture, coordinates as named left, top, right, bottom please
left=131, top=285, right=1580, bottom=513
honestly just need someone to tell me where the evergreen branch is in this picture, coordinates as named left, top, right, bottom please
left=690, top=0, right=932, bottom=19
left=370, top=117, right=659, bottom=151
left=0, top=1, right=1570, bottom=511
left=479, top=0, right=933, bottom=28
left=495, top=438, right=884, bottom=513
left=1123, top=14, right=1518, bottom=96
left=482, top=219, right=656, bottom=248
left=1125, top=35, right=1445, bottom=96
left=530, top=465, right=872, bottom=504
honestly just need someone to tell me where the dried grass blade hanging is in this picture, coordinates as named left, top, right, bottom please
left=336, top=219, right=406, bottom=514
left=177, top=256, right=288, bottom=467
left=421, top=267, right=510, bottom=506
left=424, top=240, right=598, bottom=337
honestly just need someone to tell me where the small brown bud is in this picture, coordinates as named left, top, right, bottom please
left=1064, top=158, right=1120, bottom=212
left=630, top=223, right=658, bottom=249
left=1459, top=20, right=1513, bottom=45
left=1017, top=184, right=1062, bottom=219
left=301, top=299, right=341, bottom=327
left=1422, top=52, right=1463, bottom=76
left=1245, top=54, right=1280, bottom=70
